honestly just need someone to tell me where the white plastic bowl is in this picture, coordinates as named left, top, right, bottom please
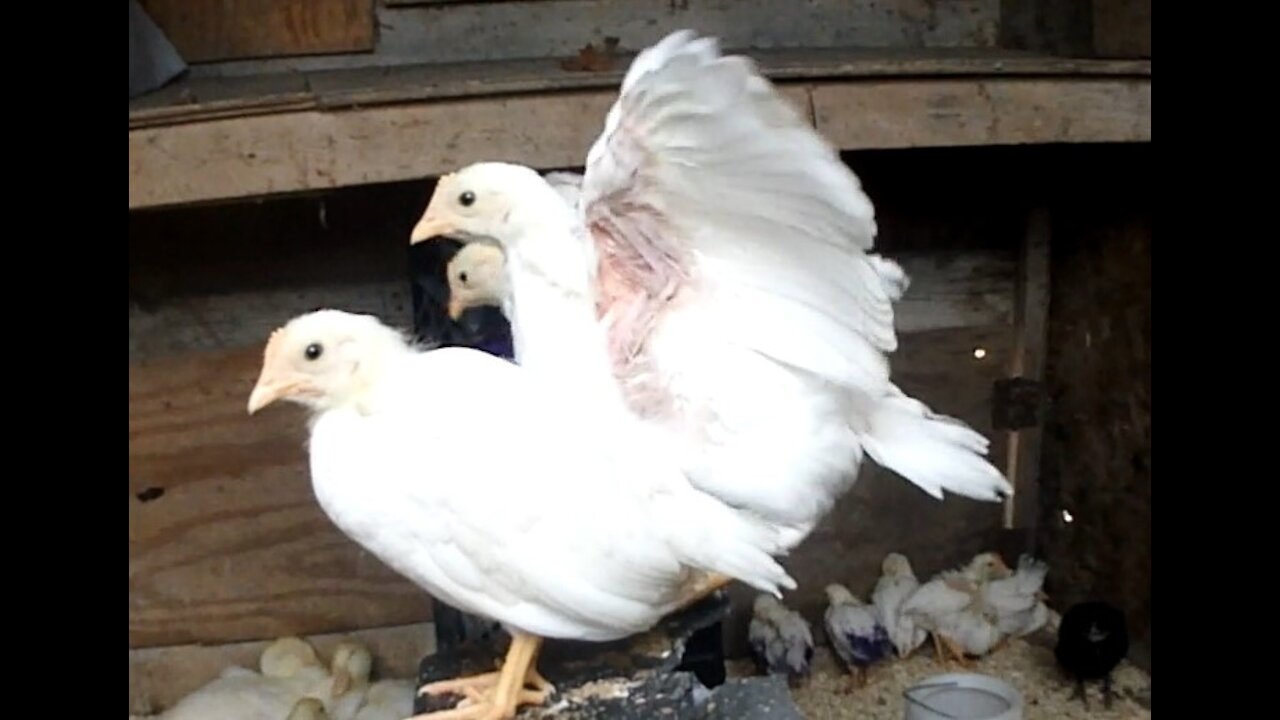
left=903, top=673, right=1023, bottom=720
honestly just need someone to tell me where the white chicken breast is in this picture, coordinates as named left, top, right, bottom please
left=410, top=30, right=1012, bottom=568
left=870, top=553, right=927, bottom=658
left=246, top=309, right=795, bottom=720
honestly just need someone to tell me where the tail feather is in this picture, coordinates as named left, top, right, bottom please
left=861, top=385, right=1012, bottom=502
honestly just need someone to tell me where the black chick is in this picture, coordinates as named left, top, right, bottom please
left=1055, top=601, right=1129, bottom=709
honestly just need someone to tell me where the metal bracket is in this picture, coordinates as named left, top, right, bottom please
left=992, top=377, right=1046, bottom=431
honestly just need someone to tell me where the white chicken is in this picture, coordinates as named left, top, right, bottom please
left=823, top=583, right=894, bottom=688
left=748, top=594, right=814, bottom=687
left=899, top=553, right=1012, bottom=668
left=409, top=29, right=1012, bottom=562
left=982, top=554, right=1051, bottom=639
left=445, top=243, right=508, bottom=321
left=870, top=553, right=927, bottom=659
left=246, top=309, right=795, bottom=720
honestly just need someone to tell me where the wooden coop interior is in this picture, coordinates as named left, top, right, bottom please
left=128, top=0, right=1151, bottom=714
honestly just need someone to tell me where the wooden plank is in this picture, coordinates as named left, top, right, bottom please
left=128, top=251, right=1014, bottom=363
left=129, top=345, right=434, bottom=649
left=1002, top=207, right=1050, bottom=530
left=811, top=78, right=1151, bottom=151
left=128, top=76, right=1151, bottom=209
left=129, top=621, right=436, bottom=715
left=129, top=50, right=1150, bottom=129
left=139, top=0, right=375, bottom=63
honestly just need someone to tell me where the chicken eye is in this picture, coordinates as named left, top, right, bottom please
left=305, top=343, right=323, bottom=361
left=458, top=271, right=470, bottom=284
left=459, top=191, right=476, bottom=207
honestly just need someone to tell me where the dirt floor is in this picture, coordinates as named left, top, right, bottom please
left=726, top=633, right=1151, bottom=720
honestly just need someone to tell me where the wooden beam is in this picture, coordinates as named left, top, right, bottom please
left=129, top=621, right=435, bottom=715
left=1002, top=207, right=1051, bottom=530
left=128, top=76, right=1150, bottom=210
left=811, top=78, right=1150, bottom=152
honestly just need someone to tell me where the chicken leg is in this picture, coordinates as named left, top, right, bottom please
left=413, top=632, right=553, bottom=720
left=1070, top=677, right=1088, bottom=708
left=938, top=636, right=973, bottom=670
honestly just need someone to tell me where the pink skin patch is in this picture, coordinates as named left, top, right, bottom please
left=590, top=202, right=689, bottom=419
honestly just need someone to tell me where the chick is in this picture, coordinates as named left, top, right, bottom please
left=261, top=637, right=329, bottom=692
left=327, top=641, right=375, bottom=719
left=155, top=667, right=298, bottom=720
left=823, top=584, right=895, bottom=689
left=352, top=679, right=416, bottom=720
left=287, top=698, right=330, bottom=720
left=156, top=638, right=329, bottom=720
left=748, top=594, right=815, bottom=687
left=982, top=554, right=1051, bottom=641
left=1055, top=601, right=1129, bottom=709
left=900, top=552, right=1012, bottom=668
left=871, top=552, right=927, bottom=658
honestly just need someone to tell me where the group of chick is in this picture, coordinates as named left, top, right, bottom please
left=749, top=550, right=1050, bottom=690
left=135, top=637, right=415, bottom=720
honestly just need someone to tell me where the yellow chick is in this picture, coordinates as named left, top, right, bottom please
left=287, top=697, right=330, bottom=720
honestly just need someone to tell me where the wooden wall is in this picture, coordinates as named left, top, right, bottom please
left=129, top=145, right=1142, bottom=710
left=1035, top=143, right=1152, bottom=666
left=182, top=0, right=1003, bottom=77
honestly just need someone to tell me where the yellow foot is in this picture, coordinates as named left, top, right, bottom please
left=938, top=636, right=973, bottom=671
left=420, top=669, right=553, bottom=698
left=419, top=671, right=501, bottom=697
left=411, top=632, right=552, bottom=720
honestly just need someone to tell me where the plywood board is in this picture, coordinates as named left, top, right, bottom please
left=140, top=0, right=375, bottom=62
left=129, top=344, right=434, bottom=648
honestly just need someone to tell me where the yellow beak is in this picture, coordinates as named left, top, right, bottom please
left=447, top=296, right=467, bottom=321
left=247, top=375, right=305, bottom=415
left=410, top=185, right=459, bottom=245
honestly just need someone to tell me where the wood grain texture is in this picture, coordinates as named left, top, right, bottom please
left=139, top=0, right=375, bottom=63
left=129, top=621, right=436, bottom=715
left=129, top=345, right=434, bottom=649
left=127, top=50, right=1151, bottom=127
left=811, top=78, right=1151, bottom=152
left=128, top=76, right=1150, bottom=209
